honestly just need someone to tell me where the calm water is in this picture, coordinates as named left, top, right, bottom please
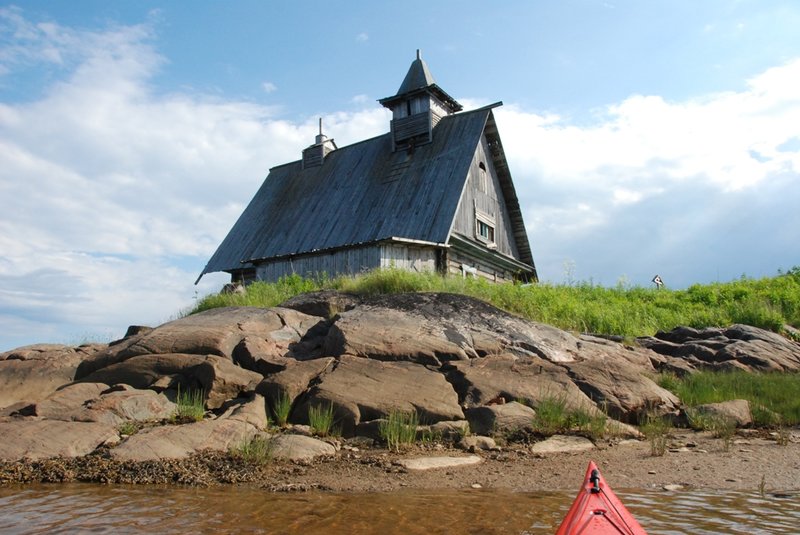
left=0, top=484, right=798, bottom=534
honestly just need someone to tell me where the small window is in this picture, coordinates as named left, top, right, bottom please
left=477, top=220, right=494, bottom=242
left=478, top=162, right=488, bottom=193
left=475, top=206, right=496, bottom=246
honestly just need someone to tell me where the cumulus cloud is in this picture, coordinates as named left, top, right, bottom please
left=493, top=58, right=800, bottom=286
left=262, top=81, right=277, bottom=93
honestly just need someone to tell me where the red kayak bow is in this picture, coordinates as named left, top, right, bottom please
left=555, top=461, right=647, bottom=535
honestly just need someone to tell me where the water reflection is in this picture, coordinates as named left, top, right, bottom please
left=0, top=484, right=797, bottom=534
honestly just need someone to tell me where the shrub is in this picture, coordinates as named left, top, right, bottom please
left=379, top=410, right=419, bottom=451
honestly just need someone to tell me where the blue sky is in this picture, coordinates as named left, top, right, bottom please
left=1, top=1, right=799, bottom=350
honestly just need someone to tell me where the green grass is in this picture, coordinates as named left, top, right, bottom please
left=379, top=410, right=419, bottom=451
left=173, top=386, right=206, bottom=423
left=188, top=267, right=800, bottom=338
left=529, top=396, right=607, bottom=439
left=308, top=403, right=338, bottom=437
left=270, top=392, right=293, bottom=427
left=660, top=370, right=800, bottom=426
left=231, top=434, right=274, bottom=465
left=640, top=414, right=672, bottom=456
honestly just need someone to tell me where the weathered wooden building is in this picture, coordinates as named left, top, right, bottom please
left=197, top=52, right=537, bottom=285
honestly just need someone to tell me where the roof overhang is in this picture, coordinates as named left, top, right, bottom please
left=448, top=233, right=537, bottom=281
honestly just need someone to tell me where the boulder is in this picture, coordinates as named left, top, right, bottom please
left=530, top=434, right=595, bottom=454
left=444, top=354, right=596, bottom=411
left=255, top=357, right=335, bottom=409
left=269, top=434, right=337, bottom=461
left=690, top=399, right=753, bottom=428
left=563, top=358, right=680, bottom=423
left=81, top=386, right=177, bottom=424
left=322, top=293, right=581, bottom=366
left=0, top=344, right=102, bottom=409
left=465, top=401, right=536, bottom=436
left=458, top=435, right=498, bottom=451
left=75, top=307, right=323, bottom=377
left=292, top=355, right=463, bottom=436
left=15, top=382, right=109, bottom=420
left=0, top=420, right=118, bottom=461
left=280, top=290, right=362, bottom=319
left=638, top=324, right=800, bottom=373
left=110, top=395, right=267, bottom=461
left=75, top=354, right=262, bottom=409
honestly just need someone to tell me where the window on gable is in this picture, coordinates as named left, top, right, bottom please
left=474, top=206, right=496, bottom=246
left=477, top=220, right=494, bottom=242
left=478, top=162, right=488, bottom=193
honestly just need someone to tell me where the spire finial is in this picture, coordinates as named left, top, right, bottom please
left=416, top=49, right=421, bottom=60
left=318, top=117, right=323, bottom=136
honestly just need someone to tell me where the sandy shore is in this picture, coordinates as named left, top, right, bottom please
left=2, top=429, right=798, bottom=494
left=266, top=428, right=800, bottom=494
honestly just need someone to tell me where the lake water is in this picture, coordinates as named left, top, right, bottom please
left=0, top=484, right=798, bottom=534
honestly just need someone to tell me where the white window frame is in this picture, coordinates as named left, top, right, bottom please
left=474, top=207, right=496, bottom=246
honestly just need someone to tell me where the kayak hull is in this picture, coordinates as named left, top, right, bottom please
left=555, top=461, right=647, bottom=535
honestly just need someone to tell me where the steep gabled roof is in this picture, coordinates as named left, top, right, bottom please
left=199, top=104, right=503, bottom=279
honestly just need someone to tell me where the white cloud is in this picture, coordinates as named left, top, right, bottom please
left=494, top=58, right=800, bottom=286
left=356, top=32, right=368, bottom=43
left=262, top=81, right=277, bottom=93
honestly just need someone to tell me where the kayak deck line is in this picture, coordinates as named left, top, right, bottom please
left=555, top=461, right=648, bottom=535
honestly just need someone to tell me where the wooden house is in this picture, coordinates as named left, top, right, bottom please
left=197, top=51, right=537, bottom=285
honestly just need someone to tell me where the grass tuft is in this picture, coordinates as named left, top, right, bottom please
left=231, top=434, right=274, bottom=465
left=640, top=414, right=671, bottom=457
left=379, top=410, right=419, bottom=451
left=173, top=386, right=206, bottom=423
left=270, top=391, right=293, bottom=427
left=308, top=403, right=338, bottom=437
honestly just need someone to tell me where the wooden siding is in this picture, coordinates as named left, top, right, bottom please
left=251, top=242, right=437, bottom=281
left=255, top=246, right=382, bottom=281
left=445, top=249, right=516, bottom=282
left=379, top=243, right=437, bottom=272
left=391, top=112, right=430, bottom=143
left=451, top=135, right=521, bottom=259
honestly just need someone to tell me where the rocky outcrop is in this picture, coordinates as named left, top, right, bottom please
left=75, top=307, right=323, bottom=377
left=639, top=324, right=800, bottom=373
left=110, top=395, right=268, bottom=461
left=465, top=401, right=537, bottom=436
left=2, top=290, right=798, bottom=465
left=0, top=420, right=119, bottom=461
left=0, top=344, right=103, bottom=410
left=291, top=355, right=464, bottom=436
left=76, top=353, right=262, bottom=409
